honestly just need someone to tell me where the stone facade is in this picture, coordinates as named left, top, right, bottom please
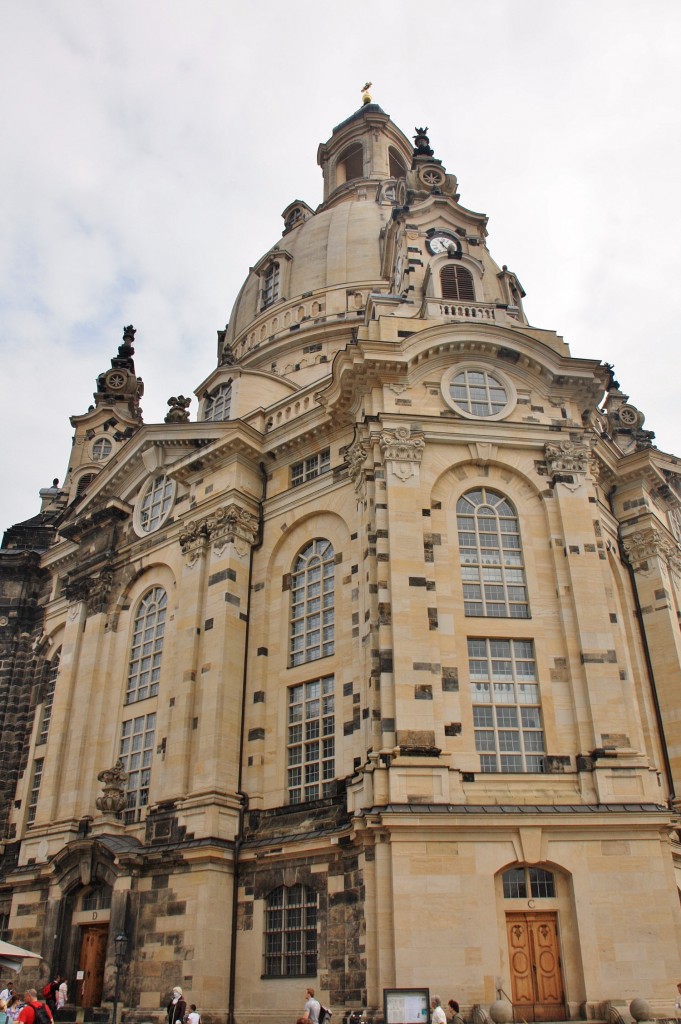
left=1, top=100, right=681, bottom=1024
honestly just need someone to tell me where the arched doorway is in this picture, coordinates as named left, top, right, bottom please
left=497, top=864, right=576, bottom=1022
left=74, top=884, right=112, bottom=1007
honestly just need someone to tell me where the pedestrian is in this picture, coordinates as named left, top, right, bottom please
left=1, top=998, right=9, bottom=1024
left=675, top=982, right=681, bottom=1015
left=56, top=982, right=67, bottom=1012
left=447, top=1002, right=463, bottom=1024
left=17, top=990, right=53, bottom=1024
left=187, top=1004, right=200, bottom=1024
left=430, top=997, right=446, bottom=1024
left=44, top=980, right=60, bottom=1017
left=0, top=986, right=13, bottom=1004
left=303, top=987, right=320, bottom=1024
left=167, top=988, right=186, bottom=1024
left=6, top=997, right=23, bottom=1023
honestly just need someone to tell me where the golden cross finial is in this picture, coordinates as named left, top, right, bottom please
left=361, top=82, right=372, bottom=105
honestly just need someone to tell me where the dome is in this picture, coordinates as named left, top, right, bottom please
left=221, top=104, right=414, bottom=368
left=223, top=199, right=392, bottom=356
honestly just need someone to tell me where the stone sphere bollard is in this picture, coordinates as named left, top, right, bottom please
left=489, top=1001, right=513, bottom=1024
left=629, top=999, right=651, bottom=1023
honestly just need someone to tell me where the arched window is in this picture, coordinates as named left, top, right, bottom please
left=290, top=540, right=335, bottom=666
left=38, top=648, right=61, bottom=744
left=502, top=866, right=555, bottom=898
left=262, top=262, right=280, bottom=307
left=336, top=143, right=363, bottom=185
left=138, top=475, right=174, bottom=534
left=126, top=587, right=167, bottom=703
left=388, top=146, right=406, bottom=178
left=441, top=264, right=475, bottom=301
left=457, top=488, right=529, bottom=618
left=76, top=474, right=95, bottom=498
left=264, top=884, right=318, bottom=977
left=204, top=382, right=232, bottom=422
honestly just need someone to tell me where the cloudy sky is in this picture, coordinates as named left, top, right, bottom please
left=1, top=0, right=680, bottom=532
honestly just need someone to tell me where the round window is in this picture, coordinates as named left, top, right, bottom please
left=133, top=474, right=176, bottom=536
left=92, top=437, right=113, bottom=461
left=442, top=364, right=515, bottom=421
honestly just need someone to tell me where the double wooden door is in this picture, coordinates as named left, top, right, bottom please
left=78, top=925, right=109, bottom=1007
left=506, top=912, right=566, bottom=1022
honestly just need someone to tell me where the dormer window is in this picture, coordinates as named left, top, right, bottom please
left=204, top=382, right=232, bottom=422
left=441, top=265, right=475, bottom=301
left=262, top=262, right=280, bottom=308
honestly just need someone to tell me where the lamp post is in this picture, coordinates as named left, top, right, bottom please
left=111, top=931, right=128, bottom=1024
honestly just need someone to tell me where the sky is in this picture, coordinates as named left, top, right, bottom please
left=1, top=0, right=680, bottom=533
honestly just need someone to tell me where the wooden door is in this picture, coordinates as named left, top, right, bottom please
left=506, top=912, right=565, bottom=1022
left=78, top=925, right=108, bottom=1007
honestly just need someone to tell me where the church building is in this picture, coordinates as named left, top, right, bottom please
left=2, top=95, right=681, bottom=1024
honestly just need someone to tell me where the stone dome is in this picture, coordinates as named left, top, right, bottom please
left=221, top=104, right=414, bottom=369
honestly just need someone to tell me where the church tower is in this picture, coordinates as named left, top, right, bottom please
left=1, top=97, right=681, bottom=1024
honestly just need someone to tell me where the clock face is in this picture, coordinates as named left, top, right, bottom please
left=426, top=232, right=461, bottom=256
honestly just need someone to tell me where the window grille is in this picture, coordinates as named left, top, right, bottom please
left=290, top=540, right=335, bottom=666
left=502, top=866, right=555, bottom=898
left=291, top=449, right=330, bottom=487
left=204, top=382, right=232, bottom=421
left=38, top=649, right=60, bottom=744
left=469, top=638, right=545, bottom=772
left=264, top=884, right=318, bottom=977
left=457, top=488, right=529, bottom=618
left=27, top=759, right=44, bottom=825
left=262, top=263, right=280, bottom=307
left=449, top=368, right=508, bottom=417
left=288, top=675, right=335, bottom=804
left=126, top=588, right=167, bottom=704
left=139, top=475, right=174, bottom=533
left=92, top=437, right=112, bottom=460
left=119, top=713, right=156, bottom=823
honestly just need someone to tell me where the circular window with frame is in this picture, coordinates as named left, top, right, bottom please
left=133, top=474, right=176, bottom=537
left=92, top=437, right=113, bottom=461
left=441, top=363, right=516, bottom=421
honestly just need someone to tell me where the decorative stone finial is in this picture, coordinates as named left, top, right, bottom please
left=413, top=127, right=434, bottom=158
left=361, top=81, right=372, bottom=105
left=165, top=395, right=191, bottom=423
left=95, top=759, right=128, bottom=815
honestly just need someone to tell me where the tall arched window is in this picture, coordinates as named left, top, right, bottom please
left=336, top=143, right=363, bottom=185
left=264, top=884, right=318, bottom=977
left=38, top=648, right=61, bottom=744
left=126, top=587, right=167, bottom=703
left=204, top=382, right=232, bottom=422
left=457, top=488, right=529, bottom=617
left=290, top=539, right=335, bottom=666
left=441, top=264, right=475, bottom=301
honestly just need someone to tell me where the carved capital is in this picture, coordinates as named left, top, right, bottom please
left=62, top=569, right=114, bottom=615
left=544, top=438, right=591, bottom=481
left=380, top=427, right=425, bottom=481
left=622, top=526, right=681, bottom=575
left=179, top=503, right=259, bottom=563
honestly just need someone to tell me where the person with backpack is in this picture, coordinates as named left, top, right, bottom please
left=17, top=990, right=53, bottom=1024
